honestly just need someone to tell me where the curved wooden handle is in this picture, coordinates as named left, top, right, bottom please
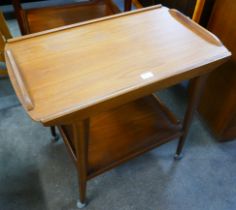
left=6, top=50, right=34, bottom=111
left=169, top=9, right=222, bottom=47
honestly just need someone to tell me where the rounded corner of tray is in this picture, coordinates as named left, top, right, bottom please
left=168, top=8, right=223, bottom=47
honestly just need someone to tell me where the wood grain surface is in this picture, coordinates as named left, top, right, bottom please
left=5, top=6, right=230, bottom=125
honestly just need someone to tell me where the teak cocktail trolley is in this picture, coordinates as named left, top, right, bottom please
left=5, top=5, right=230, bottom=208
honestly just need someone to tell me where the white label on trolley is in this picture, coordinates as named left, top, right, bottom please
left=140, top=72, right=154, bottom=80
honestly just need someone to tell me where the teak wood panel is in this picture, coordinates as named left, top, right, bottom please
left=5, top=6, right=230, bottom=125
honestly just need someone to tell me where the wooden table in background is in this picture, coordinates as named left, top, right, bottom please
left=5, top=5, right=230, bottom=208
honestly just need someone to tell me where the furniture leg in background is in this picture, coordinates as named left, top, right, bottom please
left=192, top=0, right=206, bottom=22
left=125, top=0, right=132, bottom=11
left=50, top=126, right=59, bottom=142
left=0, top=11, right=12, bottom=76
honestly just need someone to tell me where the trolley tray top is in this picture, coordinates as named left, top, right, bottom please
left=5, top=5, right=230, bottom=124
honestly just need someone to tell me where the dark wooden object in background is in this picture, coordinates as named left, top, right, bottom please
left=12, top=0, right=121, bottom=35
left=138, top=0, right=196, bottom=17
left=0, top=0, right=44, bottom=5
left=198, top=0, right=236, bottom=141
left=0, top=11, right=12, bottom=76
left=125, top=0, right=132, bottom=11
left=137, top=0, right=214, bottom=26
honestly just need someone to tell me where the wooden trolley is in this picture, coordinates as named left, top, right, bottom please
left=5, top=5, right=230, bottom=208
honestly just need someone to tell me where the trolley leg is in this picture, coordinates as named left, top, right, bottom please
left=73, top=119, right=90, bottom=208
left=175, top=76, right=207, bottom=159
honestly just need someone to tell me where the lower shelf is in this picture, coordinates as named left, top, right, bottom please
left=59, top=95, right=183, bottom=179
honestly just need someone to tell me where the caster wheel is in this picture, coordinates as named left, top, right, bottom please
left=77, top=201, right=86, bottom=209
left=51, top=134, right=60, bottom=142
left=174, top=153, right=183, bottom=160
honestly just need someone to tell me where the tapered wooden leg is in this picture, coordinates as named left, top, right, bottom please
left=124, top=0, right=132, bottom=11
left=50, top=126, right=59, bottom=142
left=73, top=119, right=89, bottom=208
left=175, top=76, right=207, bottom=159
